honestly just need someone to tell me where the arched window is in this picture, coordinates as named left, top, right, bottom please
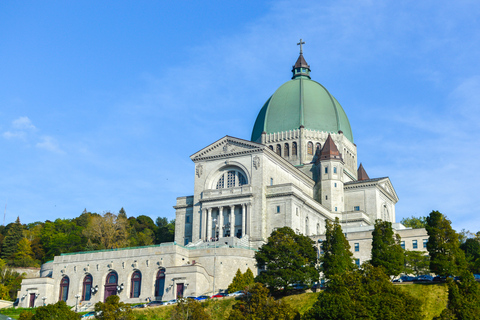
left=215, top=170, right=248, bottom=189
left=292, top=142, right=297, bottom=156
left=305, top=217, right=309, bottom=235
left=155, top=269, right=165, bottom=298
left=82, top=275, right=92, bottom=301
left=130, top=271, right=142, bottom=298
left=269, top=145, right=274, bottom=151
left=316, top=143, right=321, bottom=151
left=59, top=276, right=69, bottom=302
left=276, top=144, right=281, bottom=155
left=284, top=143, right=289, bottom=157
left=104, top=271, right=118, bottom=301
left=307, top=142, right=313, bottom=155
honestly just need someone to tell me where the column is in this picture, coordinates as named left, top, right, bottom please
left=246, top=203, right=251, bottom=236
left=207, top=208, right=212, bottom=240
left=241, top=204, right=246, bottom=237
left=230, top=205, right=235, bottom=238
left=219, top=207, right=224, bottom=238
left=201, top=208, right=207, bottom=241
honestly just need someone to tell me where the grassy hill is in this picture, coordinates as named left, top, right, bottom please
left=132, top=283, right=448, bottom=320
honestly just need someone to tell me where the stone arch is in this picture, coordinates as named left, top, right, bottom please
left=284, top=143, right=289, bottom=157
left=205, top=161, right=251, bottom=190
left=154, top=269, right=166, bottom=299
left=82, top=274, right=93, bottom=301
left=59, top=275, right=69, bottom=302
left=130, top=270, right=142, bottom=298
left=307, top=141, right=313, bottom=155
left=104, top=271, right=118, bottom=302
left=292, top=142, right=297, bottom=156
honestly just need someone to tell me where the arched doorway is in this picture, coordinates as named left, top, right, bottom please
left=59, top=276, right=69, bottom=302
left=154, top=269, right=165, bottom=299
left=104, top=271, right=118, bottom=302
left=82, top=274, right=93, bottom=301
left=130, top=271, right=142, bottom=298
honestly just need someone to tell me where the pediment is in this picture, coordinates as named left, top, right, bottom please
left=190, top=136, right=264, bottom=161
left=378, top=178, right=399, bottom=202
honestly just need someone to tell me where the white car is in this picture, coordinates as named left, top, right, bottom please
left=164, top=299, right=178, bottom=305
left=228, top=290, right=245, bottom=297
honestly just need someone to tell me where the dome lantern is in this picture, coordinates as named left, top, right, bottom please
left=292, top=39, right=311, bottom=79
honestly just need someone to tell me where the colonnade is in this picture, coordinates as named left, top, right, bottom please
left=201, top=203, right=250, bottom=241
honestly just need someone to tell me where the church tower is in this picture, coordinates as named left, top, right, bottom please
left=318, top=134, right=345, bottom=213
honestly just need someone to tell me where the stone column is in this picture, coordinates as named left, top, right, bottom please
left=207, top=208, right=212, bottom=240
left=201, top=208, right=207, bottom=241
left=219, top=207, right=224, bottom=237
left=230, top=205, right=235, bottom=238
left=241, top=204, right=246, bottom=237
left=246, top=203, right=251, bottom=236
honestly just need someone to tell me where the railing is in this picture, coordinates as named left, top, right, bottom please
left=202, top=185, right=252, bottom=200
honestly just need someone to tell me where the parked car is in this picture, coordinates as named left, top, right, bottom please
left=131, top=304, right=146, bottom=309
left=433, top=276, right=446, bottom=282
left=195, top=295, right=210, bottom=301
left=474, top=274, right=480, bottom=280
left=416, top=275, right=433, bottom=282
left=164, top=299, right=178, bottom=305
left=185, top=296, right=197, bottom=300
left=81, top=312, right=96, bottom=319
left=399, top=275, right=416, bottom=282
left=211, top=292, right=228, bottom=298
left=227, top=290, right=245, bottom=297
left=291, top=283, right=308, bottom=290
left=146, top=300, right=164, bottom=307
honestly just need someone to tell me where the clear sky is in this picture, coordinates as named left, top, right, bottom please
left=1, top=1, right=479, bottom=233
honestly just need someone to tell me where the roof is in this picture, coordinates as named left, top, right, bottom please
left=320, top=134, right=343, bottom=160
left=357, top=163, right=370, bottom=181
left=344, top=177, right=387, bottom=185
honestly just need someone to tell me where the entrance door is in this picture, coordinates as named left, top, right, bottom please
left=29, top=293, right=35, bottom=308
left=104, top=272, right=118, bottom=302
left=104, top=287, right=117, bottom=301
left=176, top=283, right=184, bottom=299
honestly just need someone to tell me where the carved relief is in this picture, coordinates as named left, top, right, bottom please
left=196, top=164, right=203, bottom=177
left=253, top=156, right=260, bottom=170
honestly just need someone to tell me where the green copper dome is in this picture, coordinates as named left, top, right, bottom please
left=251, top=54, right=353, bottom=143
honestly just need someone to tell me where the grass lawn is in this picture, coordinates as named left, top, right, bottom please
left=397, top=283, right=448, bottom=320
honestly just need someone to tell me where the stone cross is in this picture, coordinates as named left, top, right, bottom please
left=297, top=39, right=305, bottom=54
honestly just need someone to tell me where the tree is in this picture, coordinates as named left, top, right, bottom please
left=95, top=294, right=134, bottom=320
left=426, top=211, right=466, bottom=276
left=19, top=300, right=80, bottom=320
left=255, top=227, right=318, bottom=294
left=303, top=264, right=422, bottom=320
left=155, top=217, right=175, bottom=243
left=13, top=238, right=37, bottom=267
left=0, top=258, right=24, bottom=300
left=227, top=268, right=255, bottom=293
left=171, top=298, right=212, bottom=320
left=404, top=250, right=430, bottom=276
left=460, top=238, right=480, bottom=274
left=371, top=220, right=404, bottom=278
left=320, top=218, right=355, bottom=279
left=41, top=219, right=86, bottom=261
left=401, top=216, right=427, bottom=229
left=1, top=217, right=24, bottom=262
left=434, top=272, right=480, bottom=320
left=83, top=212, right=129, bottom=250
left=228, top=283, right=297, bottom=320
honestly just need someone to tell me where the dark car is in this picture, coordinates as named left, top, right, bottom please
left=211, top=292, right=228, bottom=298
left=146, top=300, right=164, bottom=307
left=416, top=275, right=433, bottom=282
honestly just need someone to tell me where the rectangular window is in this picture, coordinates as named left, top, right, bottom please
left=354, top=243, right=359, bottom=252
left=334, top=167, right=337, bottom=173
left=335, top=207, right=337, bottom=212
left=270, top=178, right=273, bottom=186
left=423, top=239, right=428, bottom=248
left=186, top=216, right=190, bottom=223
left=334, top=183, right=337, bottom=187
left=355, top=259, right=360, bottom=267
left=354, top=206, right=360, bottom=211
left=326, top=195, right=328, bottom=200
left=401, top=241, right=405, bottom=250
left=325, top=166, right=328, bottom=174
left=413, top=240, right=418, bottom=249
left=276, top=206, right=280, bottom=213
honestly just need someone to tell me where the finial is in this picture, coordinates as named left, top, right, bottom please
left=297, top=39, right=305, bottom=55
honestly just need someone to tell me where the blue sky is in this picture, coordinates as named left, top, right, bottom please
left=1, top=1, right=479, bottom=232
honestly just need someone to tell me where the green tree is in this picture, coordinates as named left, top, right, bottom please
left=320, top=218, right=355, bottom=279
left=13, top=238, right=37, bottom=267
left=94, top=294, right=134, bottom=320
left=460, top=238, right=480, bottom=274
left=19, top=300, right=80, bottom=320
left=434, top=272, right=480, bottom=320
left=404, top=250, right=430, bottom=276
left=426, top=211, right=466, bottom=276
left=0, top=258, right=24, bottom=300
left=303, top=264, right=422, bottom=320
left=227, top=268, right=255, bottom=293
left=1, top=217, right=24, bottom=262
left=228, top=283, right=297, bottom=320
left=155, top=217, right=175, bottom=243
left=83, top=212, right=129, bottom=250
left=255, top=227, right=318, bottom=294
left=371, top=220, right=404, bottom=278
left=171, top=297, right=212, bottom=320
left=401, top=216, right=427, bottom=228
left=41, top=219, right=86, bottom=261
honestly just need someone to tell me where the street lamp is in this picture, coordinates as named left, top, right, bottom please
left=75, top=294, right=80, bottom=312
left=42, top=297, right=46, bottom=306
left=213, top=218, right=217, bottom=295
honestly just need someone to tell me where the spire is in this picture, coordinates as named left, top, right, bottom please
left=292, top=39, right=311, bottom=79
left=357, top=163, right=370, bottom=181
left=320, top=134, right=343, bottom=161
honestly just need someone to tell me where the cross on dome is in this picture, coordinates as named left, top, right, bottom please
left=297, top=39, right=305, bottom=54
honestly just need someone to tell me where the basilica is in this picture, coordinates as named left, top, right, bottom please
left=17, top=43, right=427, bottom=310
